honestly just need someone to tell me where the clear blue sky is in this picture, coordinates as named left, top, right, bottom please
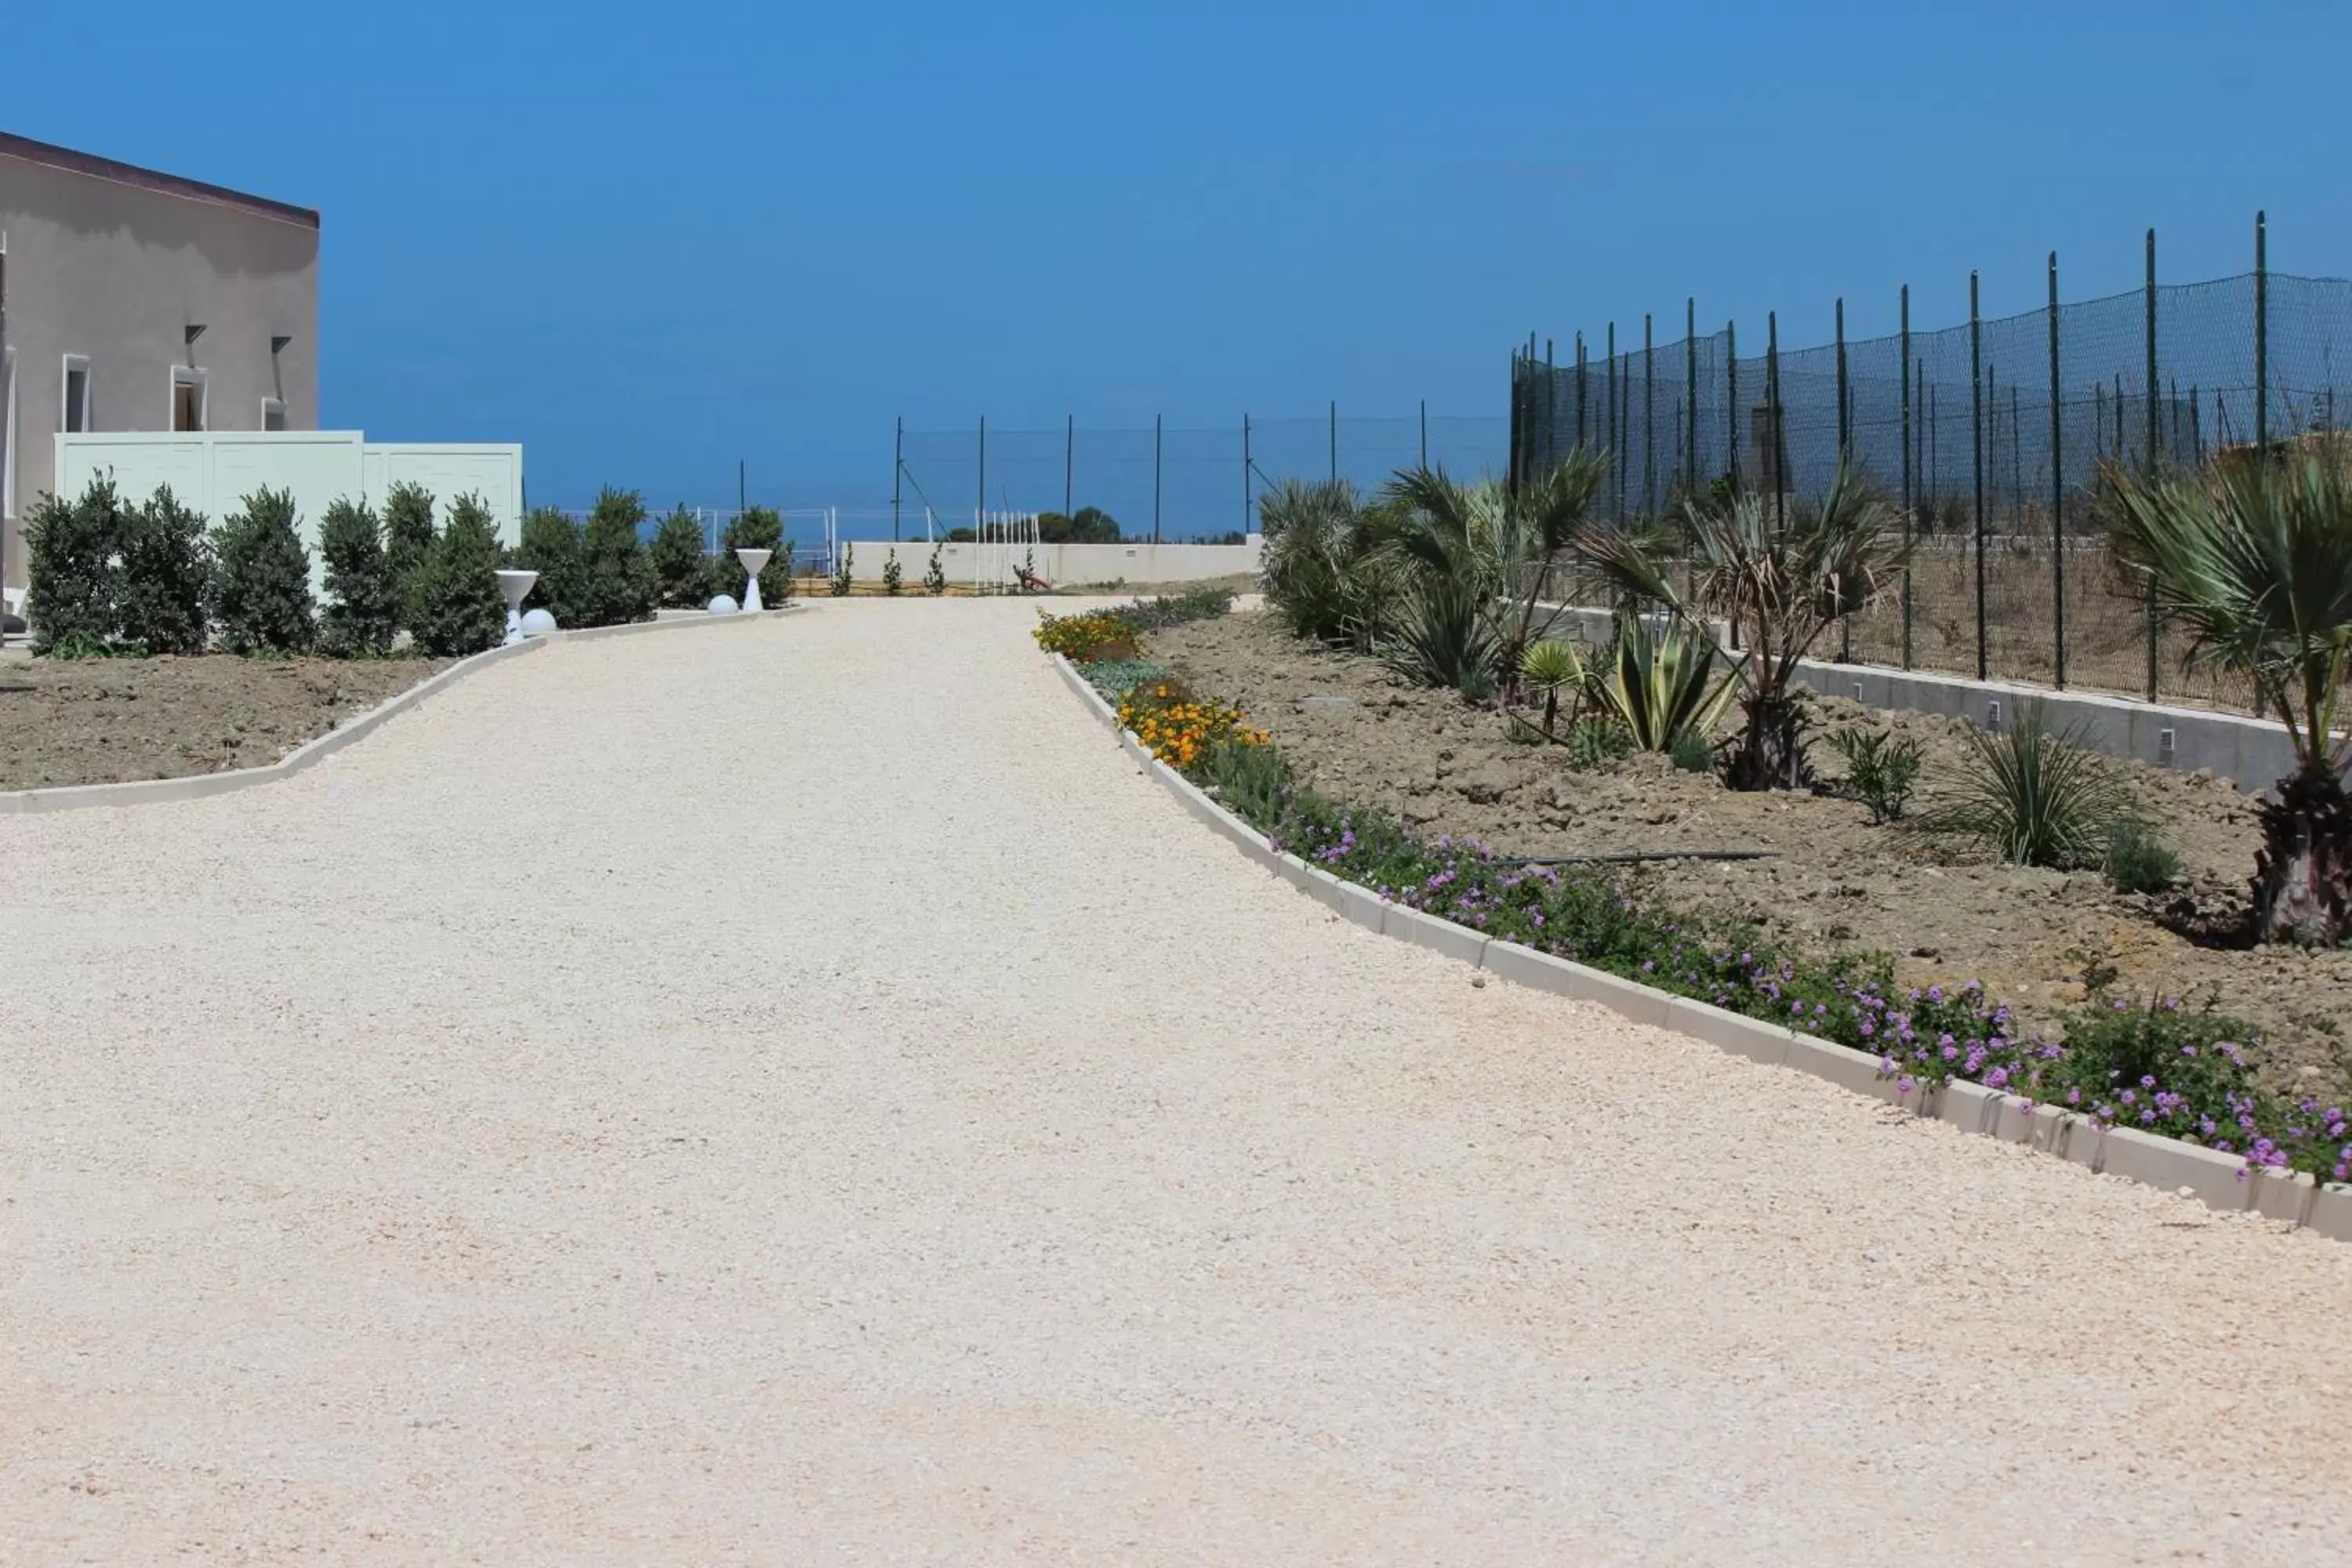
left=9, top=0, right=2345, bottom=527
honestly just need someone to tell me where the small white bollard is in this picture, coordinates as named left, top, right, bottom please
left=495, top=569, right=539, bottom=647
left=736, top=548, right=773, bottom=613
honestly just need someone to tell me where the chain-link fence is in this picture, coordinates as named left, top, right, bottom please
left=1509, top=221, right=2352, bottom=711
left=893, top=409, right=1508, bottom=547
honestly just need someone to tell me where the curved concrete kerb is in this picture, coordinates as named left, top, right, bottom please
left=1045, top=652, right=2350, bottom=1243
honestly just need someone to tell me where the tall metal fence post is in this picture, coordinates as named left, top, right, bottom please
left=1766, top=311, right=1784, bottom=532
left=1606, top=322, right=1619, bottom=519
left=1328, top=399, right=1338, bottom=482
left=1900, top=285, right=1914, bottom=669
left=977, top=416, right=987, bottom=539
left=1970, top=270, right=1987, bottom=681
left=1419, top=398, right=1428, bottom=469
left=893, top=416, right=903, bottom=543
left=2143, top=229, right=2159, bottom=699
left=1835, top=296, right=1850, bottom=662
left=1643, top=313, right=1656, bottom=518
left=1683, top=298, right=1698, bottom=499
left=1726, top=320, right=1740, bottom=487
left=1507, top=353, right=1523, bottom=492
left=2048, top=252, right=2067, bottom=690
left=1544, top=339, right=1558, bottom=476
left=2255, top=210, right=2268, bottom=456
left=1241, top=413, right=1251, bottom=537
left=1835, top=297, right=1850, bottom=454
left=1063, top=414, right=1074, bottom=524
left=1576, top=333, right=1588, bottom=448
left=1154, top=414, right=1163, bottom=543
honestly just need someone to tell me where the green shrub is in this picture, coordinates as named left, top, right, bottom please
left=2107, top=817, right=2183, bottom=894
left=24, top=476, right=126, bottom=655
left=382, top=481, right=437, bottom=609
left=1916, top=704, right=2131, bottom=869
left=830, top=543, right=854, bottom=597
left=117, top=485, right=212, bottom=655
left=212, top=488, right=316, bottom=655
left=925, top=543, right=947, bottom=595
left=405, top=492, right=506, bottom=656
left=1825, top=725, right=1925, bottom=824
left=1196, top=735, right=1294, bottom=824
left=513, top=506, right=586, bottom=626
left=649, top=506, right=711, bottom=608
left=1670, top=725, right=1717, bottom=774
left=882, top=548, right=904, bottom=596
left=1565, top=715, right=1632, bottom=770
left=577, top=487, right=654, bottom=626
left=317, top=499, right=397, bottom=656
left=1075, top=658, right=1167, bottom=699
left=721, top=506, right=793, bottom=604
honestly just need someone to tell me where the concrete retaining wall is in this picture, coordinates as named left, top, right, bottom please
left=1537, top=601, right=2339, bottom=792
left=841, top=538, right=1259, bottom=588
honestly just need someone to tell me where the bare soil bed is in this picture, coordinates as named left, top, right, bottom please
left=1156, top=611, right=2352, bottom=1100
left=0, top=654, right=452, bottom=791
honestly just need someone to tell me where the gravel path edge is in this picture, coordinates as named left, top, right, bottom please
left=1046, top=652, right=2352, bottom=1243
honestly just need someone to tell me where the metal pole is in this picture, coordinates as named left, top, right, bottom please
left=1543, top=339, right=1556, bottom=476
left=2145, top=230, right=2161, bottom=467
left=1576, top=333, right=1588, bottom=447
left=1329, top=399, right=1338, bottom=482
left=1241, top=412, right=1250, bottom=538
left=1507, top=351, right=1523, bottom=492
left=1606, top=322, right=1618, bottom=519
left=1971, top=270, right=1987, bottom=681
left=892, top=417, right=902, bottom=543
left=1643, top=313, right=1656, bottom=518
left=2049, top=251, right=2066, bottom=689
left=1900, top=285, right=1913, bottom=669
left=1766, top=311, right=1784, bottom=531
left=1064, top=413, right=1073, bottom=524
left=1154, top=414, right=1163, bottom=544
left=1726, top=320, right=1740, bottom=486
left=738, top=459, right=746, bottom=514
left=1419, top=398, right=1428, bottom=469
left=1684, top=298, right=1698, bottom=498
left=1835, top=296, right=1850, bottom=455
left=2255, top=210, right=2268, bottom=456
left=977, top=416, right=986, bottom=539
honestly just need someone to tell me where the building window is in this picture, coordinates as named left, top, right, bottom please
left=62, top=356, right=92, bottom=433
left=261, top=398, right=287, bottom=432
left=171, top=367, right=206, bottom=433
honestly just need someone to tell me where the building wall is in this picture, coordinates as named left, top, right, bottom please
left=1, top=136, right=319, bottom=586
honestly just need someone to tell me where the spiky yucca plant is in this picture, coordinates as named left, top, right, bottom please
left=1570, top=462, right=1907, bottom=789
left=1588, top=611, right=1733, bottom=753
left=1916, top=704, right=2132, bottom=869
left=2106, top=456, right=2352, bottom=942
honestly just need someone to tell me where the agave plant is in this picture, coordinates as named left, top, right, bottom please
left=2106, top=456, right=2352, bottom=942
left=1588, top=610, right=1733, bottom=753
left=1915, top=703, right=2133, bottom=869
left=1570, top=462, right=1908, bottom=790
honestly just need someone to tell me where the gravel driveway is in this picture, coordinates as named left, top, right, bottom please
left=4, top=601, right=2348, bottom=1564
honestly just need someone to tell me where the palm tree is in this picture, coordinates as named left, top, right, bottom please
left=1569, top=463, right=1908, bottom=789
left=1374, top=448, right=1609, bottom=691
left=2105, top=456, right=2352, bottom=943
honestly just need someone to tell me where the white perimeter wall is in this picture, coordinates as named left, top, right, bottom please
left=53, top=432, right=524, bottom=559
left=840, top=538, right=1261, bottom=586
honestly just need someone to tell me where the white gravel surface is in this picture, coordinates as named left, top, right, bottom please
left=4, top=600, right=2350, bottom=1565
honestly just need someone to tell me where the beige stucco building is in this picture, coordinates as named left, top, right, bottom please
left=0, top=132, right=318, bottom=588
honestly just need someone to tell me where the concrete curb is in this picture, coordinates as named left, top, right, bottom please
left=0, top=606, right=799, bottom=817
left=1047, top=651, right=2342, bottom=1243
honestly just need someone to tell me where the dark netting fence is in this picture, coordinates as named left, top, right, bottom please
left=1510, top=244, right=2352, bottom=710
left=895, top=412, right=1510, bottom=548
